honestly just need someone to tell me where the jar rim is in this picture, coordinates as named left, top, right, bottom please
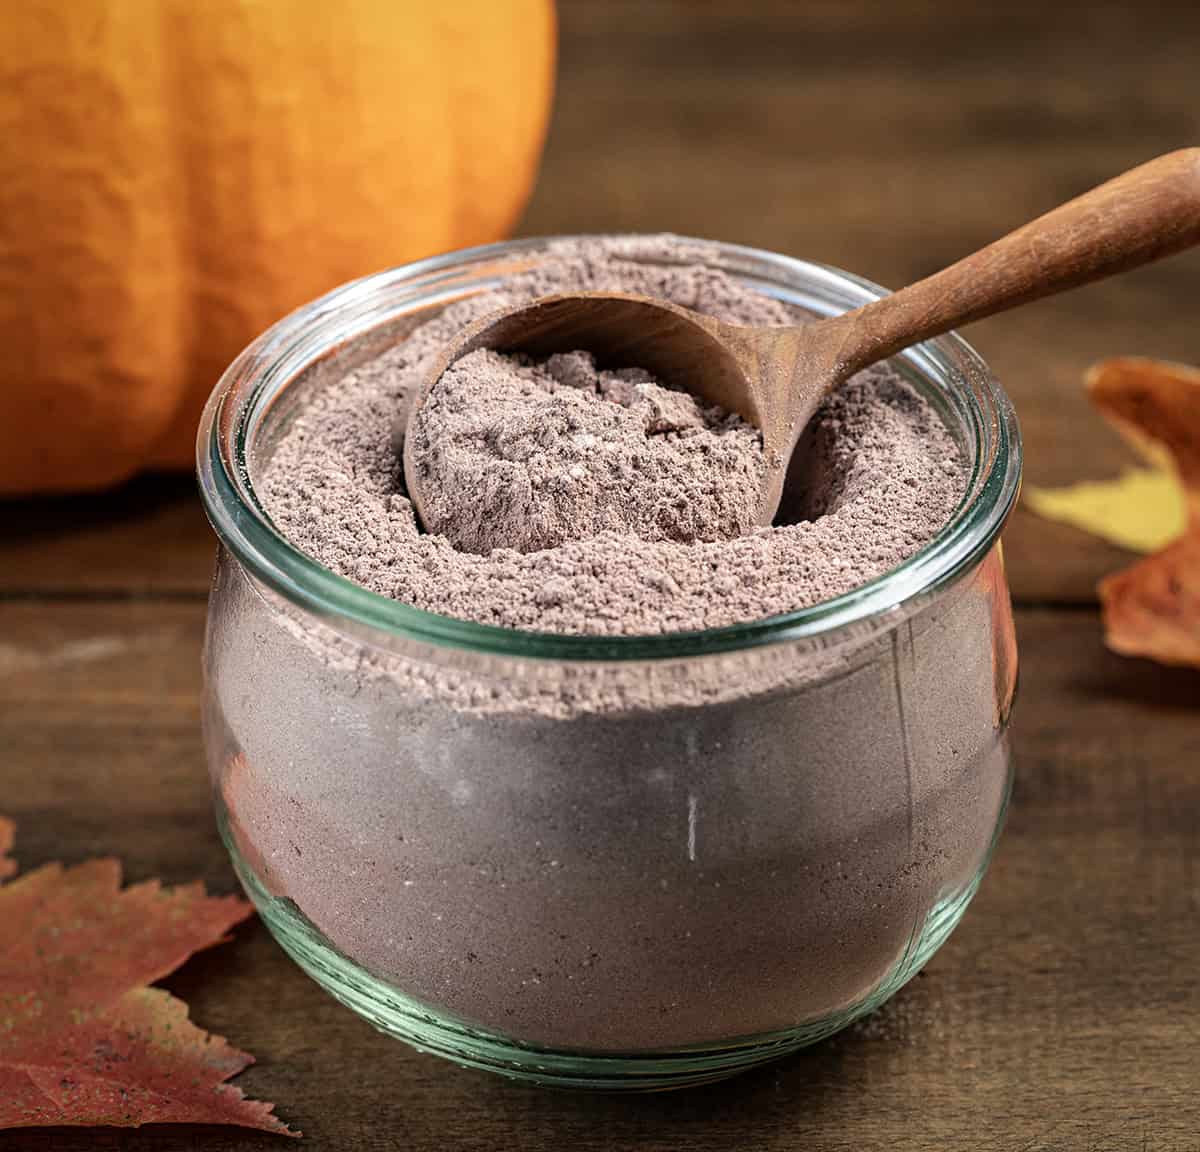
left=197, top=233, right=1022, bottom=662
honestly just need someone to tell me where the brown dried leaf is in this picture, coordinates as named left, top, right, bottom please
left=1088, top=358, right=1200, bottom=666
left=0, top=815, right=14, bottom=879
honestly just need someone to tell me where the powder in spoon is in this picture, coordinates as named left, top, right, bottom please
left=406, top=347, right=766, bottom=554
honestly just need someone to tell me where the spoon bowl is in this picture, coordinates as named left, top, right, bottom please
left=399, top=291, right=810, bottom=525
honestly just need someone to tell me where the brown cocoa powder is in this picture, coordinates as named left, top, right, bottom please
left=211, top=239, right=1007, bottom=1055
left=259, top=237, right=966, bottom=635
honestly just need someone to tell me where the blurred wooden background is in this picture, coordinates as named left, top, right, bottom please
left=2, top=3, right=1199, bottom=1150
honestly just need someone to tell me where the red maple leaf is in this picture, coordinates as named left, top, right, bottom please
left=0, top=816, right=296, bottom=1136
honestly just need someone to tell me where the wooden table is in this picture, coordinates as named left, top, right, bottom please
left=3, top=3, right=1199, bottom=1148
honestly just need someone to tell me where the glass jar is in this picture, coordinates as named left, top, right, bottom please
left=197, top=236, right=1020, bottom=1090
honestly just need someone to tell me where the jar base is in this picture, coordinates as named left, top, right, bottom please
left=219, top=806, right=992, bottom=1091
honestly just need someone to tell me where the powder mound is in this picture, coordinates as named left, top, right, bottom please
left=258, top=236, right=968, bottom=636
left=408, top=348, right=766, bottom=554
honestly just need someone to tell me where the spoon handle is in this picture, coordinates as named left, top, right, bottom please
left=833, top=148, right=1200, bottom=376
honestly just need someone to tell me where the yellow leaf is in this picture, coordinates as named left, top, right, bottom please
left=1024, top=467, right=1186, bottom=554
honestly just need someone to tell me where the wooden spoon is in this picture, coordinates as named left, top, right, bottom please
left=403, top=149, right=1200, bottom=526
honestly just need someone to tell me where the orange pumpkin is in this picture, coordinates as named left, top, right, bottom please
left=0, top=0, right=555, bottom=493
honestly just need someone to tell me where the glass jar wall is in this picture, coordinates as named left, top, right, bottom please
left=198, top=237, right=1020, bottom=1089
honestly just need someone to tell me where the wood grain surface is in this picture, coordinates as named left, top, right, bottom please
left=2, top=605, right=1197, bottom=1151
left=2, top=2, right=1199, bottom=1149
